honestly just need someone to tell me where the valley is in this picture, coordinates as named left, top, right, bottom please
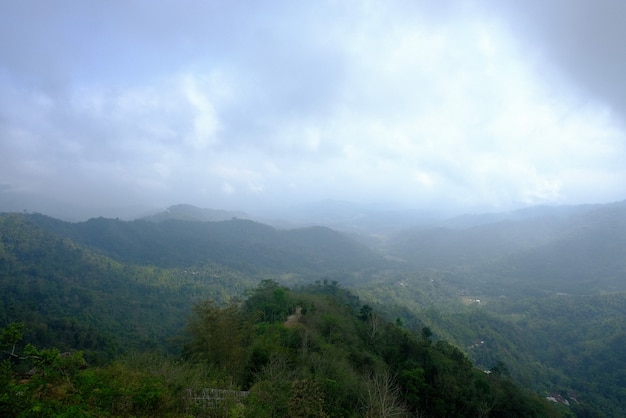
left=2, top=201, right=625, bottom=416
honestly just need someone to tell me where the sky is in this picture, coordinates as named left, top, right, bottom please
left=1, top=0, right=625, bottom=219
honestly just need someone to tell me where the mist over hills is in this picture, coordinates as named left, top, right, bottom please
left=2, top=200, right=626, bottom=415
left=25, top=212, right=385, bottom=276
left=387, top=200, right=626, bottom=296
left=140, top=204, right=250, bottom=223
left=0, top=210, right=384, bottom=361
left=8, top=198, right=626, bottom=297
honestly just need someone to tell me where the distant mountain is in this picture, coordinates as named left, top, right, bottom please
left=0, top=213, right=251, bottom=361
left=0, top=211, right=386, bottom=361
left=262, top=199, right=443, bottom=236
left=388, top=201, right=626, bottom=295
left=3, top=202, right=626, bottom=416
left=26, top=212, right=386, bottom=277
left=495, top=204, right=626, bottom=293
left=140, top=204, right=249, bottom=222
left=442, top=203, right=603, bottom=229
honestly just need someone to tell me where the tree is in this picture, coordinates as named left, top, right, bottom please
left=288, top=379, right=328, bottom=418
left=245, top=280, right=291, bottom=323
left=363, top=371, right=408, bottom=417
left=490, top=360, right=510, bottom=377
left=186, top=299, right=251, bottom=382
left=1, top=323, right=86, bottom=416
left=421, top=326, right=433, bottom=341
left=246, top=355, right=294, bottom=417
left=0, top=322, right=24, bottom=358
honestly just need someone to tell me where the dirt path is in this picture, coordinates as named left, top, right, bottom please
left=283, top=307, right=302, bottom=327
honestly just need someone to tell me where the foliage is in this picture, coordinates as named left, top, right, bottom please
left=388, top=204, right=626, bottom=296
left=1, top=326, right=225, bottom=417
left=362, top=277, right=626, bottom=417
left=181, top=282, right=564, bottom=417
left=4, top=208, right=626, bottom=416
left=0, top=213, right=258, bottom=363
left=26, top=212, right=385, bottom=275
left=1, top=323, right=87, bottom=417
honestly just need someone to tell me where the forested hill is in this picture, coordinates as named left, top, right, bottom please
left=4, top=205, right=626, bottom=415
left=0, top=212, right=382, bottom=362
left=1, top=280, right=568, bottom=417
left=25, top=212, right=385, bottom=274
left=140, top=203, right=249, bottom=222
left=388, top=202, right=626, bottom=295
left=0, top=212, right=252, bottom=361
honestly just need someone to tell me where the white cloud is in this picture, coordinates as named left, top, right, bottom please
left=222, top=182, right=235, bottom=195
left=0, top=0, right=624, bottom=216
left=181, top=74, right=221, bottom=149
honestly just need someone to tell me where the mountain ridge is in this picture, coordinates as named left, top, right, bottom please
left=23, top=212, right=386, bottom=276
left=140, top=203, right=250, bottom=223
left=387, top=201, right=626, bottom=295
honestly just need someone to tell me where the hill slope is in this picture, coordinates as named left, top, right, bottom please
left=0, top=212, right=385, bottom=360
left=140, top=203, right=249, bottom=222
left=388, top=202, right=626, bottom=295
left=0, top=213, right=261, bottom=361
left=27, top=213, right=385, bottom=276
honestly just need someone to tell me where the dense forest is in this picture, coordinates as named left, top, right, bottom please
left=2, top=281, right=565, bottom=417
left=1, top=203, right=625, bottom=416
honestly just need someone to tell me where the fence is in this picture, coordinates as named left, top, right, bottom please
left=186, top=388, right=249, bottom=409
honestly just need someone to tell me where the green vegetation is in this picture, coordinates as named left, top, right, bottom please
left=0, top=213, right=254, bottom=362
left=27, top=213, right=384, bottom=276
left=358, top=274, right=626, bottom=417
left=2, top=205, right=626, bottom=416
left=388, top=204, right=626, bottom=296
left=2, top=282, right=565, bottom=417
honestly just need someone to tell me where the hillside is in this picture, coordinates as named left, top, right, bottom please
left=141, top=204, right=250, bottom=223
left=3, top=203, right=626, bottom=416
left=0, top=213, right=258, bottom=362
left=0, top=212, right=385, bottom=361
left=353, top=273, right=626, bottom=416
left=1, top=281, right=566, bottom=417
left=26, top=213, right=385, bottom=276
left=388, top=202, right=626, bottom=296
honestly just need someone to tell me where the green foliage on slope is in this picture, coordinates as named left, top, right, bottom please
left=0, top=211, right=387, bottom=363
left=179, top=281, right=565, bottom=417
left=141, top=203, right=249, bottom=222
left=357, top=272, right=626, bottom=417
left=0, top=213, right=255, bottom=362
left=388, top=204, right=626, bottom=296
left=485, top=293, right=626, bottom=416
left=4, top=205, right=626, bottom=416
left=1, top=282, right=567, bottom=417
left=27, top=213, right=385, bottom=275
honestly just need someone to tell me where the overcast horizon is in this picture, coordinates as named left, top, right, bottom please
left=2, top=1, right=626, bottom=220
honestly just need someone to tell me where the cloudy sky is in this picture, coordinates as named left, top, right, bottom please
left=1, top=0, right=625, bottom=218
